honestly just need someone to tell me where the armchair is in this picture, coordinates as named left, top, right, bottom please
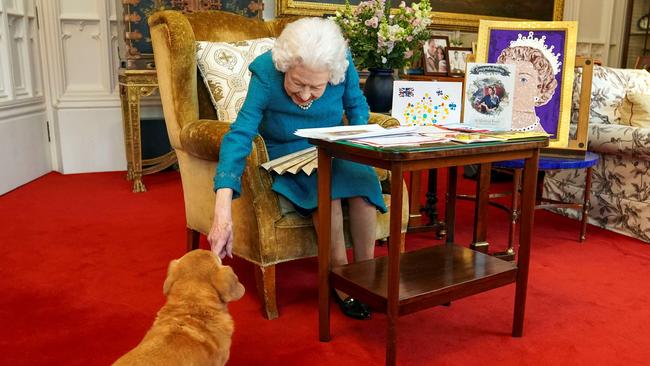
left=149, top=10, right=409, bottom=319
left=543, top=65, right=650, bottom=243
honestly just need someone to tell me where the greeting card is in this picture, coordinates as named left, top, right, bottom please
left=462, top=63, right=516, bottom=131
left=391, top=81, right=463, bottom=126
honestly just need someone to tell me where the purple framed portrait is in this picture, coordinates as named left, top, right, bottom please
left=476, top=21, right=578, bottom=148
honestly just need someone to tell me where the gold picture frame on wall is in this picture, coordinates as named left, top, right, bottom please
left=475, top=20, right=578, bottom=149
left=276, top=0, right=564, bottom=31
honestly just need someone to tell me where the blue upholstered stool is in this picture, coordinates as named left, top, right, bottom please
left=492, top=151, right=599, bottom=254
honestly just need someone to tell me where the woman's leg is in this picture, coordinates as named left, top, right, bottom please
left=312, top=199, right=347, bottom=267
left=313, top=198, right=373, bottom=320
left=347, top=196, right=377, bottom=262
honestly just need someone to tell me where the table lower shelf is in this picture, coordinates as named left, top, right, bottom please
left=330, top=244, right=518, bottom=316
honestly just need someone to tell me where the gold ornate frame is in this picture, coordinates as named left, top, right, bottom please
left=475, top=20, right=578, bottom=149
left=276, top=0, right=564, bottom=31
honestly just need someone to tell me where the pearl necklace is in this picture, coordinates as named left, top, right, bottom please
left=298, top=100, right=313, bottom=110
left=512, top=116, right=541, bottom=132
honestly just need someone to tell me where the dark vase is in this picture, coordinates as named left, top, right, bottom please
left=363, top=68, right=395, bottom=113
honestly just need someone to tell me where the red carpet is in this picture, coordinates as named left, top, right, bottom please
left=1, top=171, right=649, bottom=365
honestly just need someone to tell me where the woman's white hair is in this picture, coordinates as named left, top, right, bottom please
left=272, top=17, right=349, bottom=85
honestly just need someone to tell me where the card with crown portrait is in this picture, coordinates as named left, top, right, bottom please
left=475, top=20, right=578, bottom=148
left=462, top=63, right=516, bottom=131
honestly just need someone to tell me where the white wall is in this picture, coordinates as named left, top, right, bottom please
left=0, top=0, right=50, bottom=194
left=564, top=0, right=628, bottom=66
left=38, top=0, right=126, bottom=174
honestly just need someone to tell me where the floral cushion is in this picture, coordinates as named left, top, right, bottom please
left=196, top=38, right=275, bottom=122
left=616, top=93, right=650, bottom=128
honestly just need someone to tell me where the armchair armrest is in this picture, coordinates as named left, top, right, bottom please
left=180, top=119, right=231, bottom=161
left=180, top=118, right=280, bottom=229
left=179, top=119, right=270, bottom=164
left=368, top=113, right=400, bottom=128
left=589, top=124, right=650, bottom=159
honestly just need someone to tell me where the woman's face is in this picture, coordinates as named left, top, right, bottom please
left=284, top=63, right=329, bottom=106
left=509, top=60, right=540, bottom=112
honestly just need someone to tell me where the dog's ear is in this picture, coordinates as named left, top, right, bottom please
left=213, top=265, right=245, bottom=303
left=162, top=259, right=180, bottom=295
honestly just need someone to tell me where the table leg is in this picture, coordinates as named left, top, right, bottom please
left=513, top=150, right=540, bottom=337
left=445, top=166, right=458, bottom=245
left=125, top=85, right=146, bottom=192
left=386, top=163, right=404, bottom=366
left=507, top=168, right=522, bottom=256
left=407, top=171, right=424, bottom=227
left=318, top=147, right=332, bottom=342
left=471, top=163, right=491, bottom=253
left=119, top=84, right=134, bottom=181
left=580, top=167, right=593, bottom=242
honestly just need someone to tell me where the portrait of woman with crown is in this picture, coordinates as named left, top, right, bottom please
left=476, top=21, right=578, bottom=148
left=497, top=32, right=562, bottom=133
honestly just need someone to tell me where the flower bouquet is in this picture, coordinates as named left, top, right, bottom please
left=334, top=0, right=432, bottom=70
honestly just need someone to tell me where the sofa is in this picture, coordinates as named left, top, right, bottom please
left=543, top=65, right=650, bottom=243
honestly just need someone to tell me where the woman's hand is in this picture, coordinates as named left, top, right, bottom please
left=208, top=189, right=234, bottom=259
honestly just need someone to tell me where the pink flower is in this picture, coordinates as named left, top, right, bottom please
left=404, top=50, right=413, bottom=59
left=406, top=35, right=413, bottom=42
left=364, top=16, right=379, bottom=28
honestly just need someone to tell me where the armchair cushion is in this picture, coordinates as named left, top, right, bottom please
left=616, top=93, right=650, bottom=128
left=196, top=38, right=275, bottom=122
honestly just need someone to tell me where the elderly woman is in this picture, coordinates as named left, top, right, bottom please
left=207, top=17, right=384, bottom=320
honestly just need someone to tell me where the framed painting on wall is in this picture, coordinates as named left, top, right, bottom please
left=117, top=0, right=263, bottom=70
left=276, top=0, right=564, bottom=30
left=475, top=20, right=578, bottom=148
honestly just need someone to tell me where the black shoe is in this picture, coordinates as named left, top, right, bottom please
left=332, top=290, right=371, bottom=320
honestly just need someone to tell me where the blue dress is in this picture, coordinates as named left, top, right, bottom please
left=213, top=51, right=387, bottom=214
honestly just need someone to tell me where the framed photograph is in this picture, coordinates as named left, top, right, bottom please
left=475, top=20, right=578, bottom=148
left=634, top=55, right=650, bottom=71
left=423, top=36, right=450, bottom=76
left=446, top=47, right=473, bottom=77
left=276, top=0, right=564, bottom=30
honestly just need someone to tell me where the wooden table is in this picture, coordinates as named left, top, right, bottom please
left=312, top=138, right=547, bottom=365
left=118, top=69, right=177, bottom=192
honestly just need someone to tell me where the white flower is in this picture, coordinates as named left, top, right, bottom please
left=381, top=56, right=387, bottom=64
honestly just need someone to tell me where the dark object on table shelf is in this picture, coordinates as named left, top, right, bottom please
left=463, top=165, right=514, bottom=183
